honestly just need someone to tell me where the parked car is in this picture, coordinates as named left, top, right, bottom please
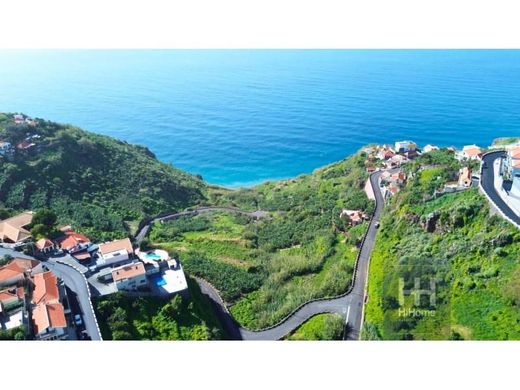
left=74, top=314, right=83, bottom=327
left=374, top=222, right=380, bottom=228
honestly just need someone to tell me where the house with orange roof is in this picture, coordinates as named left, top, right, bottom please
left=0, top=211, right=34, bottom=245
left=458, top=167, right=472, bottom=188
left=30, top=270, right=69, bottom=340
left=97, top=237, right=135, bottom=268
left=56, top=229, right=90, bottom=253
left=0, top=258, right=39, bottom=287
left=111, top=262, right=147, bottom=291
left=457, top=144, right=482, bottom=161
left=35, top=238, right=56, bottom=254
left=339, top=209, right=367, bottom=226
left=32, top=301, right=67, bottom=340
left=31, top=271, right=60, bottom=305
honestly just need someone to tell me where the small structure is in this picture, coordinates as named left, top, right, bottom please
left=112, top=262, right=147, bottom=291
left=0, top=211, right=34, bottom=245
left=395, top=140, right=417, bottom=154
left=56, top=227, right=90, bottom=253
left=35, top=238, right=56, bottom=255
left=457, top=144, right=482, bottom=161
left=340, top=209, right=367, bottom=226
left=458, top=167, right=472, bottom=188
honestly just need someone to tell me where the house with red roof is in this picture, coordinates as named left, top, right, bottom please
left=30, top=271, right=68, bottom=340
left=0, top=258, right=39, bottom=287
left=56, top=229, right=91, bottom=253
left=35, top=238, right=57, bottom=254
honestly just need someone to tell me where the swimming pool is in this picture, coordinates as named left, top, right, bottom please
left=151, top=274, right=167, bottom=287
left=144, top=253, right=162, bottom=261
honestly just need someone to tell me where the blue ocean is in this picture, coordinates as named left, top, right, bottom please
left=1, top=50, right=520, bottom=187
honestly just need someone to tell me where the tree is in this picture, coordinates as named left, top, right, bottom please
left=0, top=254, right=13, bottom=266
left=32, top=208, right=57, bottom=228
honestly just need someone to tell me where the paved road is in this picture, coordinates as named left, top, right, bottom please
left=135, top=206, right=269, bottom=243
left=195, top=170, right=389, bottom=340
left=0, top=247, right=102, bottom=340
left=480, top=151, right=520, bottom=226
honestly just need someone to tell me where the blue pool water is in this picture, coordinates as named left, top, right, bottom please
left=144, top=253, right=162, bottom=261
left=151, top=274, right=167, bottom=287
left=1, top=50, right=520, bottom=187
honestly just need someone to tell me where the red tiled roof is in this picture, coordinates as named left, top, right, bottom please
left=35, top=238, right=55, bottom=250
left=32, top=302, right=66, bottom=334
left=0, top=258, right=39, bottom=284
left=32, top=271, right=60, bottom=305
left=112, top=262, right=145, bottom=282
left=99, top=238, right=133, bottom=256
left=56, top=231, right=90, bottom=251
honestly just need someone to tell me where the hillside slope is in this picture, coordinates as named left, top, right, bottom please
left=0, top=113, right=207, bottom=240
left=364, top=150, right=520, bottom=340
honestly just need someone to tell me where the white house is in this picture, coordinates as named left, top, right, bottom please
left=506, top=147, right=520, bottom=191
left=112, top=262, right=147, bottom=291
left=97, top=238, right=134, bottom=268
left=395, top=140, right=417, bottom=153
left=456, top=145, right=482, bottom=161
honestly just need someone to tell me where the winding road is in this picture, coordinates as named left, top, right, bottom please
left=190, top=170, right=389, bottom=340
left=480, top=150, right=520, bottom=227
left=135, top=206, right=269, bottom=243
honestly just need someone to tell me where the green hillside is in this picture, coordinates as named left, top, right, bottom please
left=150, top=153, right=372, bottom=329
left=0, top=113, right=206, bottom=241
left=364, top=150, right=520, bottom=340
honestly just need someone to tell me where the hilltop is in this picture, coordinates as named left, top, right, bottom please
left=0, top=113, right=207, bottom=241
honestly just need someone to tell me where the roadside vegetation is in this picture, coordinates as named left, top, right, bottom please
left=364, top=150, right=520, bottom=340
left=286, top=313, right=344, bottom=340
left=93, top=277, right=226, bottom=340
left=150, top=154, right=371, bottom=329
left=0, top=113, right=206, bottom=241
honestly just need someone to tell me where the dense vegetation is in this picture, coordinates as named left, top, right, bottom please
left=0, top=326, right=25, bottom=340
left=0, top=113, right=206, bottom=241
left=286, top=314, right=344, bottom=340
left=94, top=277, right=226, bottom=340
left=364, top=150, right=520, bottom=340
left=151, top=154, right=371, bottom=329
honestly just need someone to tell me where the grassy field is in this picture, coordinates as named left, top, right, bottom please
left=286, top=313, right=344, bottom=340
left=364, top=151, right=520, bottom=340
left=150, top=153, right=371, bottom=330
left=93, top=277, right=227, bottom=340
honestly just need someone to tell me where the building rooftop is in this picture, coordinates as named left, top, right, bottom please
left=99, top=238, right=134, bottom=256
left=32, top=271, right=60, bottom=305
left=32, top=302, right=66, bottom=334
left=0, top=258, right=39, bottom=285
left=112, top=262, right=145, bottom=282
left=0, top=211, right=34, bottom=243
